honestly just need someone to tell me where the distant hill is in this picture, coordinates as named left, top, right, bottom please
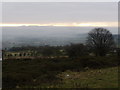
left=2, top=26, right=118, bottom=48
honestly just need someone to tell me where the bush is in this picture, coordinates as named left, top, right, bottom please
left=76, top=56, right=118, bottom=68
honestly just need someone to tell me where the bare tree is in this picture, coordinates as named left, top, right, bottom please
left=87, top=28, right=115, bottom=56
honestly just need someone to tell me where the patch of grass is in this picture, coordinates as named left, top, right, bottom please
left=56, top=67, right=118, bottom=88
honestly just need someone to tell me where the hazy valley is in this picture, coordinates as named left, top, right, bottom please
left=2, top=26, right=118, bottom=48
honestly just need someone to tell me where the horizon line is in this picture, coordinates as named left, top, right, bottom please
left=0, top=22, right=118, bottom=27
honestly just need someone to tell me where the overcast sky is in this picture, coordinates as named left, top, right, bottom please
left=2, top=2, right=118, bottom=27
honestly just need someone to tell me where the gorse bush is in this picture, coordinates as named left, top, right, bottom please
left=76, top=56, right=118, bottom=68
left=66, top=44, right=88, bottom=58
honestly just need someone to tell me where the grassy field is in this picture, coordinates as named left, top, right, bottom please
left=19, top=66, right=119, bottom=88
left=2, top=56, right=119, bottom=89
left=56, top=67, right=119, bottom=88
left=22, top=67, right=118, bottom=88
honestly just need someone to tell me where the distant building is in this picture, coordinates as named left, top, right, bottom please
left=3, top=50, right=38, bottom=60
